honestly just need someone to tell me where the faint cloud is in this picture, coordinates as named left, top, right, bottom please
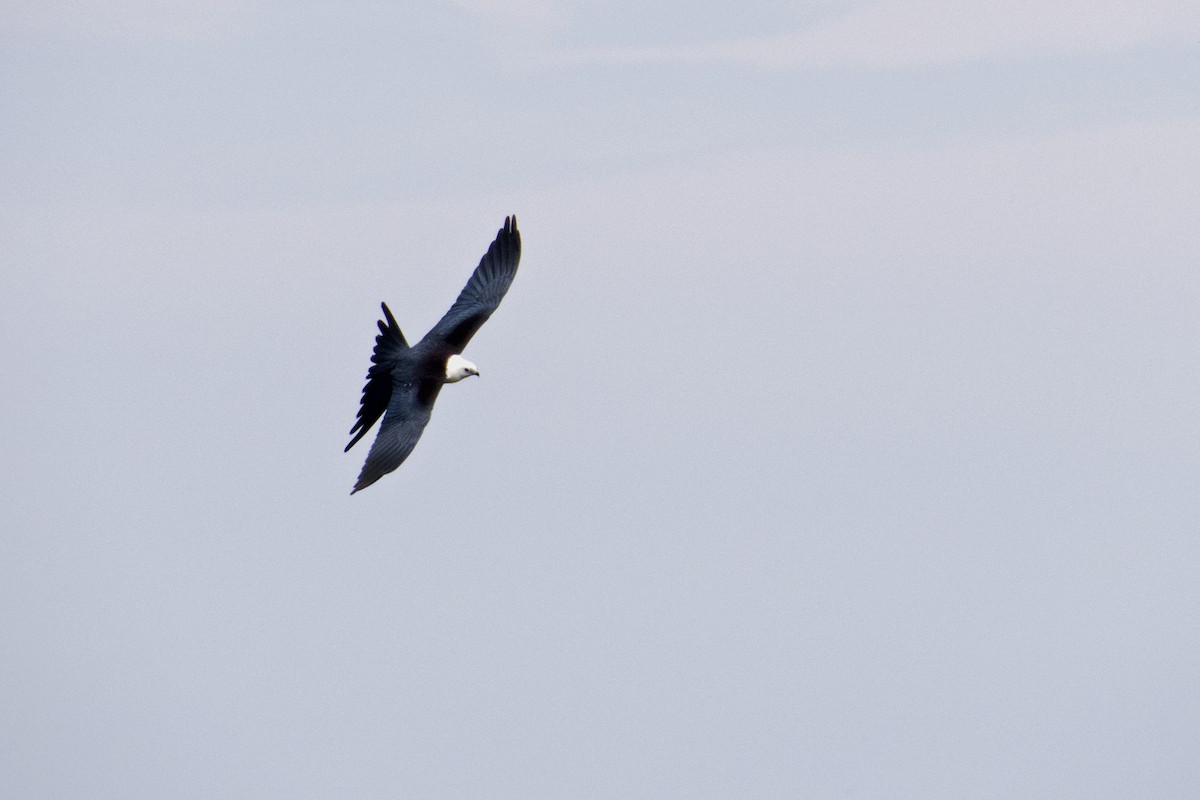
left=446, top=0, right=573, bottom=57
left=551, top=0, right=1200, bottom=69
left=0, top=0, right=266, bottom=42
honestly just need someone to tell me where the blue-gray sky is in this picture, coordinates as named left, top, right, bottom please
left=3, top=2, right=1199, bottom=797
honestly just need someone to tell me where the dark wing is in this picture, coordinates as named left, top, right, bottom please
left=420, top=216, right=521, bottom=353
left=350, top=379, right=441, bottom=494
left=345, top=302, right=408, bottom=452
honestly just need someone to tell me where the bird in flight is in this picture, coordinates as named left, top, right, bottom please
left=345, top=216, right=522, bottom=493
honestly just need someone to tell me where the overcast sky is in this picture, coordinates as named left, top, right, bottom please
left=3, top=2, right=1199, bottom=798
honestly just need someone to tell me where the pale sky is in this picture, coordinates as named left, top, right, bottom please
left=3, top=2, right=1199, bottom=798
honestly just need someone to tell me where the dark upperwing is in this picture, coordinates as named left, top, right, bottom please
left=350, top=379, right=442, bottom=493
left=419, top=215, right=521, bottom=353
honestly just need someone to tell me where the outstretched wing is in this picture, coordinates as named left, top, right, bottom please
left=350, top=379, right=441, bottom=494
left=421, top=216, right=521, bottom=353
left=345, top=302, right=408, bottom=452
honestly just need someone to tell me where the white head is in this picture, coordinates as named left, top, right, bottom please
left=444, top=353, right=479, bottom=382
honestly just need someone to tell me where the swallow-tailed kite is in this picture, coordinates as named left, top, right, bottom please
left=345, top=216, right=521, bottom=493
